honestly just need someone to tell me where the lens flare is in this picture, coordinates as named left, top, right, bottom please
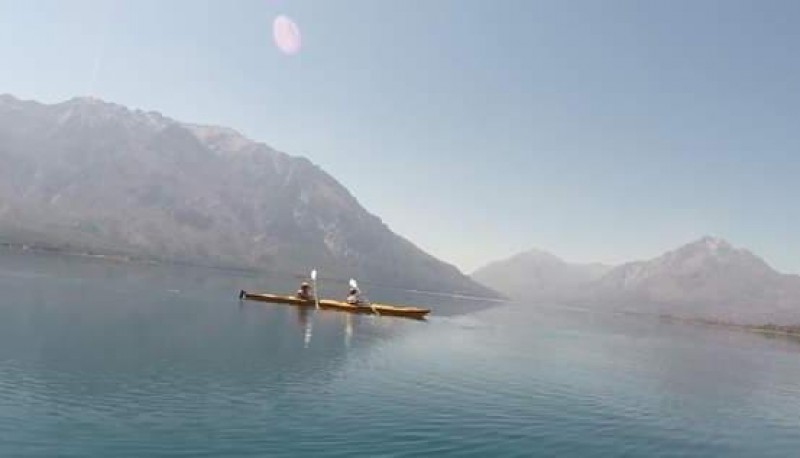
left=273, top=15, right=301, bottom=55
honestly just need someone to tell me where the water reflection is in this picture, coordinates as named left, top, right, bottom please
left=296, top=305, right=311, bottom=328
left=296, top=307, right=356, bottom=349
left=345, top=314, right=353, bottom=348
left=303, top=316, right=313, bottom=349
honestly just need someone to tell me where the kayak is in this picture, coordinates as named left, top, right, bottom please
left=238, top=290, right=430, bottom=320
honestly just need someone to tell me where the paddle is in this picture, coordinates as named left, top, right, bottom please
left=311, top=269, right=320, bottom=310
left=350, top=278, right=379, bottom=316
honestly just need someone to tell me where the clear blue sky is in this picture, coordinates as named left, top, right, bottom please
left=2, top=0, right=800, bottom=272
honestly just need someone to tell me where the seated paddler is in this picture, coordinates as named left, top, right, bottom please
left=296, top=282, right=314, bottom=301
left=346, top=287, right=363, bottom=305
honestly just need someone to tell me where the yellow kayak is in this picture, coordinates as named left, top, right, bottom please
left=238, top=290, right=430, bottom=320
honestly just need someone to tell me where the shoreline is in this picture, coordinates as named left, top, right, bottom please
left=0, top=242, right=503, bottom=300
left=648, top=313, right=800, bottom=339
left=3, top=243, right=795, bottom=335
left=0, top=241, right=254, bottom=272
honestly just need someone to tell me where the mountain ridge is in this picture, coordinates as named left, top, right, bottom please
left=471, top=248, right=611, bottom=302
left=473, top=236, right=800, bottom=324
left=0, top=94, right=497, bottom=297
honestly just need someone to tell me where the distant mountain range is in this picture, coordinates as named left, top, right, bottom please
left=472, top=248, right=610, bottom=303
left=0, top=94, right=496, bottom=297
left=473, top=237, right=800, bottom=325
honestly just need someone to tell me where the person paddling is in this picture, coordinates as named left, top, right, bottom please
left=296, top=282, right=314, bottom=301
left=346, top=286, right=363, bottom=305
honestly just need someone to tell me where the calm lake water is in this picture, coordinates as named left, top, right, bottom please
left=2, top=251, right=800, bottom=457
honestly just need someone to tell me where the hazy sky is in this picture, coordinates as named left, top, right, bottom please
left=2, top=0, right=800, bottom=273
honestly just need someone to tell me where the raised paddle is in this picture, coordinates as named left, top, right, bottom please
left=311, top=269, right=320, bottom=310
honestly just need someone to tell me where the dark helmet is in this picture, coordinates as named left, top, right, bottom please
left=349, top=288, right=358, bottom=295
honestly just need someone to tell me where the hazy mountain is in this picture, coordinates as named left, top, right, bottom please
left=0, top=94, right=496, bottom=297
left=474, top=237, right=800, bottom=325
left=471, top=249, right=611, bottom=302
left=588, top=236, right=800, bottom=324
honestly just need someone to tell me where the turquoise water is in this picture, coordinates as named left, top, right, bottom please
left=2, top=252, right=800, bottom=457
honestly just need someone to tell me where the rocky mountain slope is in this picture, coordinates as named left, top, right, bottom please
left=0, top=94, right=495, bottom=296
left=588, top=237, right=800, bottom=324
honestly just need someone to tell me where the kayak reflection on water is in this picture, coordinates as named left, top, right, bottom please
left=296, top=306, right=311, bottom=328
left=345, top=313, right=353, bottom=348
left=294, top=305, right=356, bottom=349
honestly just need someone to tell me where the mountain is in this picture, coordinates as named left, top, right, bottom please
left=588, top=236, right=800, bottom=324
left=474, top=237, right=800, bottom=325
left=471, top=249, right=611, bottom=302
left=0, top=94, right=496, bottom=296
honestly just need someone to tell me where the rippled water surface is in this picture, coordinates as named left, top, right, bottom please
left=2, top=251, right=800, bottom=457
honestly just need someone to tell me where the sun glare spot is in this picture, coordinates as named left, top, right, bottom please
left=273, top=15, right=301, bottom=55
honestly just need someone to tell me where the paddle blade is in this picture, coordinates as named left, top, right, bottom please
left=349, top=278, right=358, bottom=289
left=312, top=269, right=320, bottom=309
